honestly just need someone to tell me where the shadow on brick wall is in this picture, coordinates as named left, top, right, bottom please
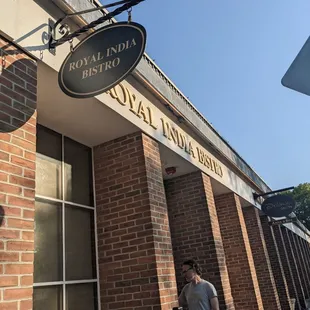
left=0, top=205, right=4, bottom=227
left=0, top=55, right=37, bottom=134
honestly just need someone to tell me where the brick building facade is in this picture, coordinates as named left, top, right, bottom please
left=0, top=37, right=37, bottom=310
left=1, top=1, right=310, bottom=310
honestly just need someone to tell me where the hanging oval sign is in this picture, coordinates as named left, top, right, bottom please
left=261, top=195, right=296, bottom=218
left=58, top=22, right=147, bottom=98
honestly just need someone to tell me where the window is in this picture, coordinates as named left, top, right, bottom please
left=34, top=125, right=98, bottom=310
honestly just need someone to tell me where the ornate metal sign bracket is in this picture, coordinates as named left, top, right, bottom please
left=49, top=0, right=145, bottom=50
left=253, top=186, right=294, bottom=201
left=253, top=186, right=295, bottom=200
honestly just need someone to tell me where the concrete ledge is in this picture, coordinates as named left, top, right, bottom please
left=136, top=55, right=270, bottom=193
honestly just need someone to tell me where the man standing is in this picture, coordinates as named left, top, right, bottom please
left=178, top=259, right=220, bottom=310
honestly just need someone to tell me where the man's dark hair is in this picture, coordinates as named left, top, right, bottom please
left=182, top=259, right=203, bottom=276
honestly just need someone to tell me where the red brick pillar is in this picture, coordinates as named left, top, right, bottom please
left=260, top=216, right=291, bottom=310
left=165, top=172, right=235, bottom=310
left=243, top=207, right=281, bottom=310
left=0, top=38, right=37, bottom=310
left=306, top=241, right=310, bottom=262
left=282, top=228, right=306, bottom=307
left=273, top=225, right=301, bottom=309
left=300, top=238, right=310, bottom=295
left=289, top=232, right=310, bottom=298
left=304, top=240, right=310, bottom=270
left=94, top=132, right=178, bottom=310
left=299, top=236, right=310, bottom=298
left=214, top=193, right=263, bottom=310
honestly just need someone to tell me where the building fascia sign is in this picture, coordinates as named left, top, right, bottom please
left=106, top=82, right=224, bottom=179
left=97, top=80, right=257, bottom=205
left=58, top=22, right=146, bottom=98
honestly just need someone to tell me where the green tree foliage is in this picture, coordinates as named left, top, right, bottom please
left=286, top=183, right=310, bottom=230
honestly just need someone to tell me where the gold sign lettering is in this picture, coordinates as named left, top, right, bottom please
left=126, top=89, right=138, bottom=116
left=106, top=83, right=223, bottom=178
left=147, top=107, right=157, bottom=130
left=197, top=147, right=223, bottom=177
left=107, top=85, right=157, bottom=130
left=137, top=101, right=148, bottom=123
left=161, top=118, right=196, bottom=158
left=68, top=38, right=137, bottom=80
left=82, top=58, right=121, bottom=79
left=114, top=84, right=127, bottom=106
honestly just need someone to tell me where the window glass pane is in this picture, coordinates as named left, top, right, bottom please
left=66, top=283, right=97, bottom=310
left=36, top=125, right=62, bottom=199
left=64, top=137, right=93, bottom=206
left=33, top=286, right=63, bottom=310
left=65, top=205, right=96, bottom=280
left=34, top=199, right=62, bottom=282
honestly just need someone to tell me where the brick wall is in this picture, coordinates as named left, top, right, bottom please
left=300, top=238, right=310, bottom=296
left=281, top=228, right=306, bottom=307
left=304, top=240, right=310, bottom=270
left=94, top=132, right=178, bottom=310
left=214, top=193, right=263, bottom=310
left=273, top=225, right=301, bottom=309
left=243, top=207, right=281, bottom=310
left=289, top=232, right=310, bottom=298
left=260, top=216, right=291, bottom=310
left=0, top=37, right=37, bottom=310
left=298, top=235, right=310, bottom=297
left=306, top=240, right=310, bottom=264
left=165, top=172, right=235, bottom=310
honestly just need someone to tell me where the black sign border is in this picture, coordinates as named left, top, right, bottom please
left=261, top=194, right=296, bottom=218
left=58, top=22, right=147, bottom=99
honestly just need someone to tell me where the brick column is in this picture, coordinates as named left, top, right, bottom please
left=94, top=132, right=178, bottom=310
left=281, top=228, right=306, bottom=308
left=243, top=207, right=281, bottom=310
left=300, top=238, right=310, bottom=293
left=306, top=241, right=310, bottom=262
left=306, top=241, right=310, bottom=296
left=290, top=233, right=310, bottom=298
left=260, top=216, right=291, bottom=310
left=299, top=236, right=310, bottom=297
left=165, top=172, right=235, bottom=310
left=0, top=37, right=37, bottom=310
left=304, top=240, right=310, bottom=270
left=214, top=193, right=263, bottom=310
left=273, top=225, right=301, bottom=309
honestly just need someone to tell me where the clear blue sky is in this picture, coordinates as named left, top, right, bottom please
left=112, top=0, right=310, bottom=189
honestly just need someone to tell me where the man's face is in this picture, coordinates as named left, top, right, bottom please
left=181, top=264, right=195, bottom=282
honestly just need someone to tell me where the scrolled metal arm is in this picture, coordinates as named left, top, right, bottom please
left=49, top=0, right=145, bottom=49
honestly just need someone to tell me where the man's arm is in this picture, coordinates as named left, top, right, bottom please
left=210, top=296, right=220, bottom=310
left=178, top=287, right=187, bottom=308
left=206, top=282, right=219, bottom=310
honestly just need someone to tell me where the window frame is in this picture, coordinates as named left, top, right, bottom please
left=34, top=128, right=101, bottom=310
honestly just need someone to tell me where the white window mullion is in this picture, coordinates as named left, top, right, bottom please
left=65, top=279, right=98, bottom=285
left=62, top=135, right=66, bottom=310
left=92, top=148, right=101, bottom=310
left=33, top=129, right=99, bottom=310
left=33, top=281, right=64, bottom=287
left=35, top=195, right=94, bottom=210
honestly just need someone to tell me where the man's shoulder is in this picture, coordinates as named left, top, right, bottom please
left=200, top=280, right=216, bottom=289
left=201, top=279, right=214, bottom=285
left=181, top=283, right=191, bottom=293
left=200, top=279, right=217, bottom=296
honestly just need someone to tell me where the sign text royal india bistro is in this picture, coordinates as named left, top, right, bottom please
left=106, top=83, right=223, bottom=178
